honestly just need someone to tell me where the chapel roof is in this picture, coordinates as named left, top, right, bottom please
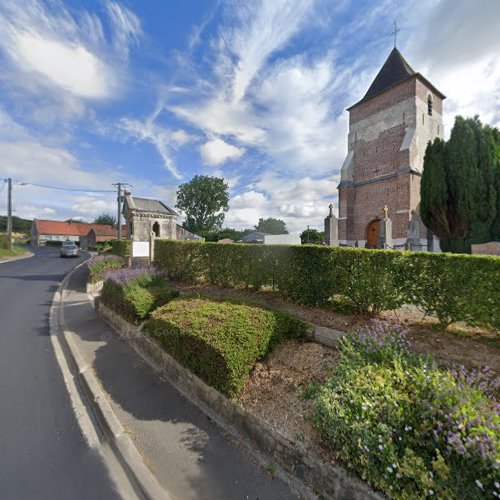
left=125, top=195, right=178, bottom=216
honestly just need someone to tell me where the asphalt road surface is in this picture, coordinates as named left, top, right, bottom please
left=0, top=248, right=121, bottom=499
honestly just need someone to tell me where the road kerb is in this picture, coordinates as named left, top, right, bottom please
left=51, top=262, right=169, bottom=500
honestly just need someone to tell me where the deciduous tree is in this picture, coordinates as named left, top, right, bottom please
left=176, top=175, right=229, bottom=233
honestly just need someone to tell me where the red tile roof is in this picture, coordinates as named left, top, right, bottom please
left=34, top=219, right=123, bottom=237
left=89, top=225, right=127, bottom=237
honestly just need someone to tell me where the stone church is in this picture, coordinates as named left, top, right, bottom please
left=337, top=47, right=445, bottom=249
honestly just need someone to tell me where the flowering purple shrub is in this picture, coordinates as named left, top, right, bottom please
left=104, top=265, right=166, bottom=286
left=86, top=254, right=124, bottom=283
left=313, top=321, right=500, bottom=499
left=101, top=264, right=177, bottom=322
left=86, top=254, right=124, bottom=269
left=340, top=319, right=411, bottom=364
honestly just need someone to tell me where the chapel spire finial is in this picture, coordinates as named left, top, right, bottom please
left=392, top=21, right=400, bottom=49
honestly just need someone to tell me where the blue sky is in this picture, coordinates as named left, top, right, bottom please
left=0, top=0, right=499, bottom=232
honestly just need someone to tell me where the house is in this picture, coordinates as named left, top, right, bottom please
left=80, top=225, right=128, bottom=250
left=239, top=231, right=268, bottom=244
left=238, top=232, right=299, bottom=245
left=176, top=224, right=204, bottom=241
left=31, top=219, right=115, bottom=247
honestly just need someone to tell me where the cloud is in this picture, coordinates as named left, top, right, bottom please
left=118, top=104, right=188, bottom=179
left=0, top=0, right=141, bottom=123
left=11, top=32, right=113, bottom=99
left=200, top=138, right=245, bottom=166
left=411, top=0, right=500, bottom=130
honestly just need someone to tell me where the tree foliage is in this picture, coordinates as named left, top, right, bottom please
left=300, top=228, right=324, bottom=244
left=176, top=175, right=229, bottom=234
left=254, top=217, right=288, bottom=235
left=94, top=213, right=116, bottom=226
left=421, top=116, right=499, bottom=252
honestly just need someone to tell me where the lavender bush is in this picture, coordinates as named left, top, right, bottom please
left=313, top=321, right=500, bottom=499
left=101, top=264, right=178, bottom=322
left=86, top=254, right=124, bottom=283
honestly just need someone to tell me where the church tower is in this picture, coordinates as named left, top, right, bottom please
left=338, top=48, right=445, bottom=248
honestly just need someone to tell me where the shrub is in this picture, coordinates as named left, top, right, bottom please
left=145, top=298, right=307, bottom=396
left=101, top=266, right=178, bottom=322
left=313, top=321, right=500, bottom=500
left=110, top=239, right=131, bottom=259
left=154, top=240, right=500, bottom=331
left=86, top=254, right=124, bottom=283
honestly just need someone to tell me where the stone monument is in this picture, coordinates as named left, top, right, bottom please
left=378, top=205, right=393, bottom=249
left=406, top=210, right=422, bottom=250
left=324, top=204, right=339, bottom=246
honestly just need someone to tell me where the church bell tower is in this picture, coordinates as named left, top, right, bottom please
left=337, top=47, right=445, bottom=248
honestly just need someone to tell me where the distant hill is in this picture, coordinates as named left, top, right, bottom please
left=0, top=215, right=32, bottom=233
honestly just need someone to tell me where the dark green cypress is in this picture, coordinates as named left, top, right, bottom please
left=421, top=138, right=449, bottom=239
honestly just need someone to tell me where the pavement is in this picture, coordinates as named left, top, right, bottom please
left=59, top=258, right=300, bottom=499
left=0, top=248, right=123, bottom=499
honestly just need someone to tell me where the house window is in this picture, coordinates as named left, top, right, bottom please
left=152, top=221, right=160, bottom=238
left=427, top=95, right=433, bottom=116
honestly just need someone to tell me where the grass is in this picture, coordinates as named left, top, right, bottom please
left=0, top=245, right=29, bottom=260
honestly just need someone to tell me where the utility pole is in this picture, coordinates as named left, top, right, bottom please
left=7, top=178, right=12, bottom=251
left=112, top=182, right=131, bottom=240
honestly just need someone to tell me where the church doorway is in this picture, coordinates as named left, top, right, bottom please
left=366, top=219, right=380, bottom=248
left=152, top=221, right=160, bottom=238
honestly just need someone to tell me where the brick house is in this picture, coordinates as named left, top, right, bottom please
left=80, top=225, right=128, bottom=250
left=338, top=48, right=445, bottom=249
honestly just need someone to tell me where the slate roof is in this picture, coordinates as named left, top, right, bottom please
left=127, top=196, right=177, bottom=216
left=348, top=48, right=445, bottom=110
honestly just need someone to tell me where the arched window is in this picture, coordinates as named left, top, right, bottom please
left=152, top=221, right=160, bottom=238
left=427, top=95, right=433, bottom=116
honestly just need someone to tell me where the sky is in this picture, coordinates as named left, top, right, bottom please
left=0, top=0, right=499, bottom=233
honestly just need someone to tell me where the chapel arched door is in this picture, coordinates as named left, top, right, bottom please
left=366, top=219, right=380, bottom=249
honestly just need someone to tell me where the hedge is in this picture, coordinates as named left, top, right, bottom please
left=110, top=239, right=131, bottom=259
left=154, top=240, right=500, bottom=331
left=145, top=298, right=307, bottom=396
left=100, top=267, right=179, bottom=323
left=311, top=321, right=500, bottom=499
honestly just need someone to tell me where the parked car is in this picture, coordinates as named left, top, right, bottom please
left=60, top=242, right=79, bottom=258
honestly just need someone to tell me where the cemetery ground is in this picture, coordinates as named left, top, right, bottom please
left=88, top=249, right=499, bottom=499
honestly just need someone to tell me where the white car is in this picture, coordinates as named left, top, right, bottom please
left=60, top=242, right=79, bottom=258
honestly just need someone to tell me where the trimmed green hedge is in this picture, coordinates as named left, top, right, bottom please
left=101, top=271, right=179, bottom=323
left=110, top=239, right=131, bottom=258
left=145, top=298, right=307, bottom=396
left=154, top=240, right=500, bottom=331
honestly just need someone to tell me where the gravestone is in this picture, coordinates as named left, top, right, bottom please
left=471, top=241, right=500, bottom=256
left=378, top=205, right=393, bottom=249
left=406, top=210, right=422, bottom=250
left=324, top=204, right=339, bottom=246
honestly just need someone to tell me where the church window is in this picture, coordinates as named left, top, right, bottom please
left=427, top=95, right=433, bottom=116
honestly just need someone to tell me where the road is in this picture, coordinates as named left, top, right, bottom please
left=0, top=248, right=121, bottom=499
left=0, top=248, right=300, bottom=500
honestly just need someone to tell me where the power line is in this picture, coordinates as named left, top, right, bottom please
left=7, top=179, right=115, bottom=193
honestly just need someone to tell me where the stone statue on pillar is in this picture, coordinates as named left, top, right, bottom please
left=378, top=205, right=393, bottom=249
left=324, top=203, right=339, bottom=246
